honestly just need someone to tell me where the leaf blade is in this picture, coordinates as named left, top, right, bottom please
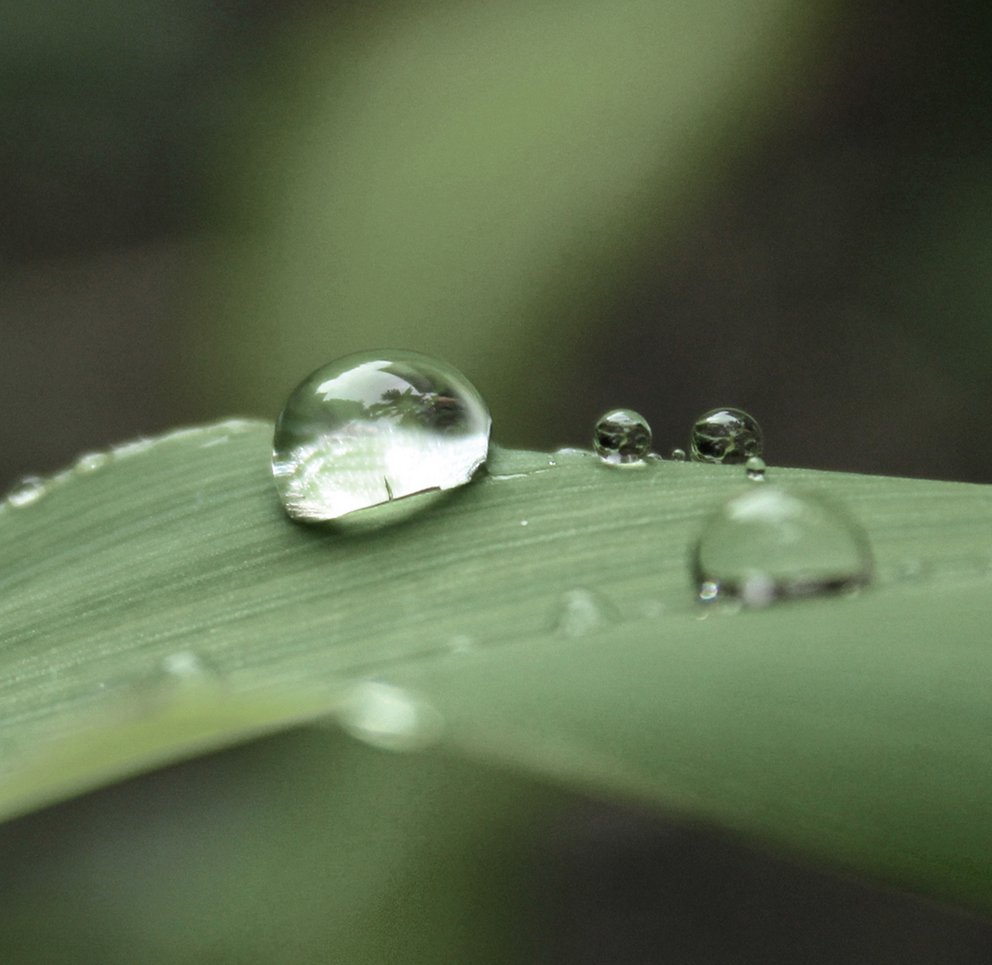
left=1, top=420, right=991, bottom=909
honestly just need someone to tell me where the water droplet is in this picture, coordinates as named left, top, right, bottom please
left=554, top=587, right=619, bottom=638
left=593, top=409, right=652, bottom=466
left=6, top=476, right=47, bottom=508
left=158, top=650, right=221, bottom=685
left=551, top=447, right=596, bottom=464
left=125, top=650, right=223, bottom=714
left=745, top=456, right=767, bottom=481
left=337, top=681, right=443, bottom=752
left=272, top=351, right=491, bottom=522
left=690, top=408, right=763, bottom=465
left=74, top=451, right=109, bottom=474
left=691, top=486, right=872, bottom=607
left=670, top=448, right=687, bottom=462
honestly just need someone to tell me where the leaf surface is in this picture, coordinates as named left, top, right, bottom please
left=1, top=420, right=990, bottom=910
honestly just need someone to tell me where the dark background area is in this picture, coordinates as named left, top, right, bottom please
left=1, top=0, right=991, bottom=491
left=2, top=0, right=991, bottom=961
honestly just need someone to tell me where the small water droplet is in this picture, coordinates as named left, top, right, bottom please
left=691, top=486, right=872, bottom=607
left=127, top=650, right=223, bottom=714
left=159, top=650, right=220, bottom=684
left=745, top=456, right=767, bottom=481
left=6, top=476, right=47, bottom=508
left=593, top=409, right=652, bottom=466
left=337, top=681, right=443, bottom=752
left=272, top=351, right=491, bottom=522
left=698, top=581, right=720, bottom=602
left=74, top=451, right=109, bottom=474
left=520, top=519, right=529, bottom=527
left=554, top=587, right=619, bottom=638
left=551, top=447, right=595, bottom=464
left=670, top=448, right=687, bottom=462
left=690, top=408, right=763, bottom=465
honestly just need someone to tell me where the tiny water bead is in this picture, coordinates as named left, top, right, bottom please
left=593, top=409, right=652, bottom=465
left=690, top=408, right=763, bottom=465
left=745, top=456, right=767, bottom=481
left=272, top=351, right=491, bottom=522
left=158, top=650, right=221, bottom=685
left=670, top=448, right=687, bottom=462
left=554, top=587, right=619, bottom=638
left=74, top=451, right=110, bottom=474
left=691, top=486, right=873, bottom=607
left=5, top=476, right=46, bottom=509
left=127, top=650, right=224, bottom=714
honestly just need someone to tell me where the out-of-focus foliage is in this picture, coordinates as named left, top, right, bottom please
left=3, top=2, right=992, bottom=486
left=186, top=0, right=822, bottom=445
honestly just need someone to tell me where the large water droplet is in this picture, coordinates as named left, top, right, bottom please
left=6, top=476, right=47, bottom=508
left=593, top=409, right=652, bottom=466
left=691, top=486, right=872, bottom=607
left=554, top=587, right=619, bottom=638
left=690, top=408, right=763, bottom=464
left=337, top=681, right=443, bottom=752
left=272, top=351, right=491, bottom=522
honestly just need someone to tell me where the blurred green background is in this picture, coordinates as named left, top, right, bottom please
left=2, top=0, right=991, bottom=492
left=2, top=0, right=992, bottom=961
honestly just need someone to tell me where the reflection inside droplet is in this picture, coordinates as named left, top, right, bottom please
left=593, top=409, right=652, bottom=466
left=272, top=351, right=491, bottom=522
left=690, top=408, right=763, bottom=465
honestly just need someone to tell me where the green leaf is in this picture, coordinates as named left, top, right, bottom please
left=1, top=419, right=991, bottom=918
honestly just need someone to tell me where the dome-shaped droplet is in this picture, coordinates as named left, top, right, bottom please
left=554, top=587, right=619, bottom=638
left=691, top=486, right=872, bottom=607
left=690, top=408, right=763, bottom=464
left=745, top=456, right=767, bottom=481
left=593, top=409, right=652, bottom=466
left=74, top=451, right=109, bottom=475
left=272, top=351, right=491, bottom=522
left=670, top=448, right=687, bottom=462
left=6, top=476, right=47, bottom=509
left=337, top=681, right=443, bottom=752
